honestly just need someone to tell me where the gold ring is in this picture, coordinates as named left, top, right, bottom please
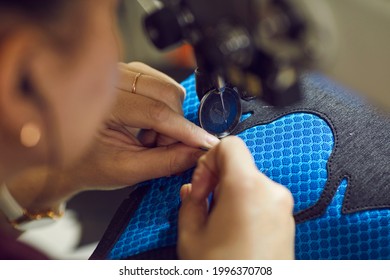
left=132, top=72, right=142, bottom=93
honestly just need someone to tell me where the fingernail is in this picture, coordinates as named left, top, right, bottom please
left=204, top=134, right=220, bottom=149
left=198, top=154, right=206, bottom=164
left=179, top=85, right=186, bottom=94
left=180, top=183, right=192, bottom=200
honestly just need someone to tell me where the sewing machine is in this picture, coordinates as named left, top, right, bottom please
left=139, top=0, right=390, bottom=137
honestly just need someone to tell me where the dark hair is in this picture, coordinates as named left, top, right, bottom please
left=0, top=1, right=67, bottom=20
left=0, top=1, right=85, bottom=52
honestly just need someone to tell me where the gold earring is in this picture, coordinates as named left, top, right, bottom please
left=20, top=122, right=41, bottom=148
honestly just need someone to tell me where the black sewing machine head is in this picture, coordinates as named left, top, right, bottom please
left=143, top=0, right=335, bottom=137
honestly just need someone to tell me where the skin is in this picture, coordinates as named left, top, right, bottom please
left=0, top=0, right=295, bottom=259
left=179, top=137, right=295, bottom=259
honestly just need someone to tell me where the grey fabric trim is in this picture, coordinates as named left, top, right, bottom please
left=233, top=74, right=390, bottom=223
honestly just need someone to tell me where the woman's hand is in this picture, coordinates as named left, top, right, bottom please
left=178, top=136, right=295, bottom=259
left=5, top=62, right=219, bottom=214
left=68, top=62, right=219, bottom=190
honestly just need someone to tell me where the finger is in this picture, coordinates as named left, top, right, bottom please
left=119, top=61, right=186, bottom=97
left=116, top=71, right=183, bottom=114
left=128, top=143, right=205, bottom=181
left=178, top=184, right=209, bottom=236
left=180, top=183, right=192, bottom=201
left=117, top=65, right=185, bottom=114
left=190, top=156, right=218, bottom=202
left=114, top=92, right=220, bottom=149
left=190, top=136, right=259, bottom=202
left=200, top=136, right=258, bottom=181
left=117, top=77, right=183, bottom=146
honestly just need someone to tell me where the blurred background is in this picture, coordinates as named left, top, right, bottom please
left=19, top=0, right=390, bottom=259
left=117, top=0, right=196, bottom=81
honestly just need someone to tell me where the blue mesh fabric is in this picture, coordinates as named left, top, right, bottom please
left=241, top=115, right=333, bottom=213
left=108, top=74, right=390, bottom=260
left=296, top=180, right=390, bottom=259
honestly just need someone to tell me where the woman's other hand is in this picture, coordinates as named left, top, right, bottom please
left=178, top=136, right=295, bottom=259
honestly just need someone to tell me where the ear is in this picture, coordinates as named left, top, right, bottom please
left=0, top=28, right=52, bottom=164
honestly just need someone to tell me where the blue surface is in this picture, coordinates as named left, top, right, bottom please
left=108, top=74, right=390, bottom=260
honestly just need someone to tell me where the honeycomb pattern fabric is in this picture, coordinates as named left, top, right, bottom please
left=108, top=74, right=390, bottom=260
left=241, top=115, right=333, bottom=214
left=296, top=179, right=390, bottom=259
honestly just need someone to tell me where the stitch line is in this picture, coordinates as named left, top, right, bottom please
left=234, top=107, right=344, bottom=224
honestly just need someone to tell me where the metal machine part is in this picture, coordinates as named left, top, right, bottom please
left=141, top=0, right=337, bottom=136
left=198, top=87, right=242, bottom=138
